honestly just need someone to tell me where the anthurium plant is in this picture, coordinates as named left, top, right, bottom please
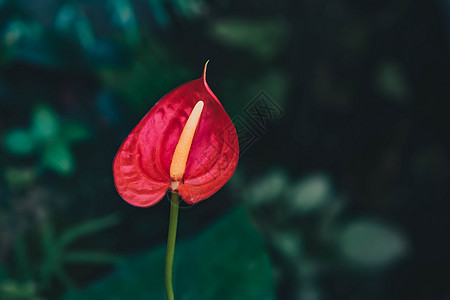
left=113, top=61, right=239, bottom=300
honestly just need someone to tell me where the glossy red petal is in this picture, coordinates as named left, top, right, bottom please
left=176, top=71, right=239, bottom=204
left=113, top=133, right=170, bottom=207
left=178, top=137, right=238, bottom=204
left=113, top=63, right=238, bottom=206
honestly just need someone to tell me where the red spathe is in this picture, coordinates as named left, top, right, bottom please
left=113, top=66, right=239, bottom=207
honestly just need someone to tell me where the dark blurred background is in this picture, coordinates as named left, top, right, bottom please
left=0, top=0, right=449, bottom=299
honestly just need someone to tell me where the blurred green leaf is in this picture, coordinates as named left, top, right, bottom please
left=289, top=173, right=332, bottom=213
left=0, top=280, right=39, bottom=300
left=14, top=231, right=32, bottom=281
left=270, top=231, right=303, bottom=260
left=338, top=219, right=408, bottom=269
left=335, top=21, right=368, bottom=57
left=2, top=20, right=28, bottom=49
left=0, top=267, right=8, bottom=281
left=59, top=214, right=121, bottom=248
left=3, top=167, right=37, bottom=191
left=209, top=19, right=288, bottom=60
left=171, top=0, right=204, bottom=18
left=108, top=0, right=140, bottom=46
left=147, top=0, right=170, bottom=28
left=74, top=13, right=96, bottom=50
left=39, top=224, right=58, bottom=286
left=31, top=105, right=60, bottom=141
left=244, top=169, right=288, bottom=206
left=61, top=121, right=92, bottom=144
left=37, top=216, right=121, bottom=292
left=98, top=50, right=193, bottom=110
left=62, top=209, right=275, bottom=300
left=3, top=129, right=36, bottom=155
left=64, top=251, right=121, bottom=265
left=42, top=142, right=74, bottom=175
left=375, top=61, right=409, bottom=103
left=54, top=4, right=78, bottom=32
left=8, top=22, right=71, bottom=68
left=247, top=70, right=289, bottom=108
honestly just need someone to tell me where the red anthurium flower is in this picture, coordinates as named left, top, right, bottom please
left=113, top=62, right=239, bottom=207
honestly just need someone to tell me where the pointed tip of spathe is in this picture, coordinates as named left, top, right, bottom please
left=200, top=59, right=221, bottom=106
left=203, top=59, right=210, bottom=80
left=202, top=59, right=212, bottom=95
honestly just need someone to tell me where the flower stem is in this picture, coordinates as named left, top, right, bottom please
left=165, top=191, right=179, bottom=300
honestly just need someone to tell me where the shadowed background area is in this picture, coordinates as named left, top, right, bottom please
left=0, top=0, right=449, bottom=299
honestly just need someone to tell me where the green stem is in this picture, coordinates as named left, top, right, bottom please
left=165, top=191, right=180, bottom=300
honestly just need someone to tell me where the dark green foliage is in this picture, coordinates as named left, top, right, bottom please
left=2, top=104, right=91, bottom=178
left=0, top=0, right=449, bottom=299
left=63, top=209, right=275, bottom=300
left=0, top=214, right=120, bottom=299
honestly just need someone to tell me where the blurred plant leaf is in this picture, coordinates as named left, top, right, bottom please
left=108, top=0, right=140, bottom=46
left=146, top=0, right=170, bottom=28
left=146, top=0, right=204, bottom=29
left=171, top=0, right=204, bottom=18
left=289, top=173, right=332, bottom=213
left=244, top=169, right=288, bottom=206
left=3, top=129, right=35, bottom=155
left=0, top=280, right=39, bottom=300
left=246, top=69, right=289, bottom=108
left=42, top=141, right=74, bottom=175
left=39, top=224, right=57, bottom=287
left=31, top=105, right=60, bottom=141
left=13, top=233, right=32, bottom=281
left=62, top=209, right=275, bottom=300
left=54, top=3, right=129, bottom=67
left=0, top=267, right=6, bottom=280
left=61, top=121, right=92, bottom=144
left=64, top=251, right=121, bottom=265
left=59, top=214, right=121, bottom=248
left=9, top=24, right=72, bottom=68
left=375, top=61, right=409, bottom=103
left=98, top=49, right=193, bottom=110
left=209, top=18, right=288, bottom=60
left=271, top=231, right=303, bottom=260
left=3, top=167, right=37, bottom=191
left=85, top=40, right=131, bottom=68
left=54, top=3, right=78, bottom=32
left=337, top=219, right=408, bottom=269
left=2, top=20, right=31, bottom=49
left=74, top=12, right=96, bottom=50
left=335, top=21, right=368, bottom=57
left=39, top=215, right=121, bottom=291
